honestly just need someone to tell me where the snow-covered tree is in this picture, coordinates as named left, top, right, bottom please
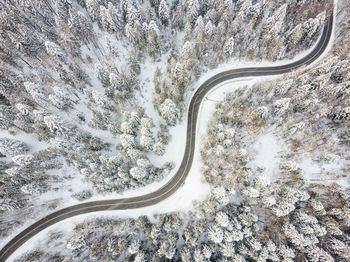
left=160, top=99, right=179, bottom=125
left=100, top=5, right=116, bottom=32
left=126, top=4, right=140, bottom=25
left=86, top=0, right=99, bottom=21
left=45, top=41, right=63, bottom=57
left=224, top=37, right=234, bottom=56
left=205, top=20, right=213, bottom=37
left=120, top=134, right=136, bottom=148
left=134, top=251, right=147, bottom=262
left=95, top=64, right=110, bottom=86
left=92, top=90, right=109, bottom=108
left=159, top=0, right=169, bottom=25
left=147, top=20, right=161, bottom=58
left=49, top=86, right=72, bottom=109
left=188, top=0, right=200, bottom=23
left=273, top=97, right=290, bottom=115
left=181, top=41, right=194, bottom=68
left=21, top=182, right=47, bottom=195
left=15, top=103, right=32, bottom=116
left=0, top=138, right=29, bottom=157
left=208, top=224, right=224, bottom=244
left=12, top=154, right=33, bottom=166
left=212, top=187, right=229, bottom=205
left=24, top=82, right=48, bottom=106
left=215, top=211, right=230, bottom=228
left=153, top=141, right=165, bottom=155
left=43, top=115, right=73, bottom=136
left=128, top=239, right=140, bottom=254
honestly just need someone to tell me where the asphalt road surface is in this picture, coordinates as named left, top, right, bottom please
left=0, top=12, right=333, bottom=262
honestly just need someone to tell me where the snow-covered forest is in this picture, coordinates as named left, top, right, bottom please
left=2, top=0, right=349, bottom=261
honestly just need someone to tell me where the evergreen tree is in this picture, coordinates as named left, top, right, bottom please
left=159, top=99, right=179, bottom=125
left=45, top=41, right=63, bottom=57
left=147, top=20, right=161, bottom=58
left=159, top=0, right=169, bottom=25
left=0, top=138, right=29, bottom=157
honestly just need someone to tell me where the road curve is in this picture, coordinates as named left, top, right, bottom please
left=0, top=12, right=333, bottom=262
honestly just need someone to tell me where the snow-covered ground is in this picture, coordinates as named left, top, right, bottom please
left=246, top=131, right=284, bottom=183
left=299, top=156, right=349, bottom=187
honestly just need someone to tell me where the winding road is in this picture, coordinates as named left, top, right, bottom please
left=0, top=12, right=334, bottom=262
